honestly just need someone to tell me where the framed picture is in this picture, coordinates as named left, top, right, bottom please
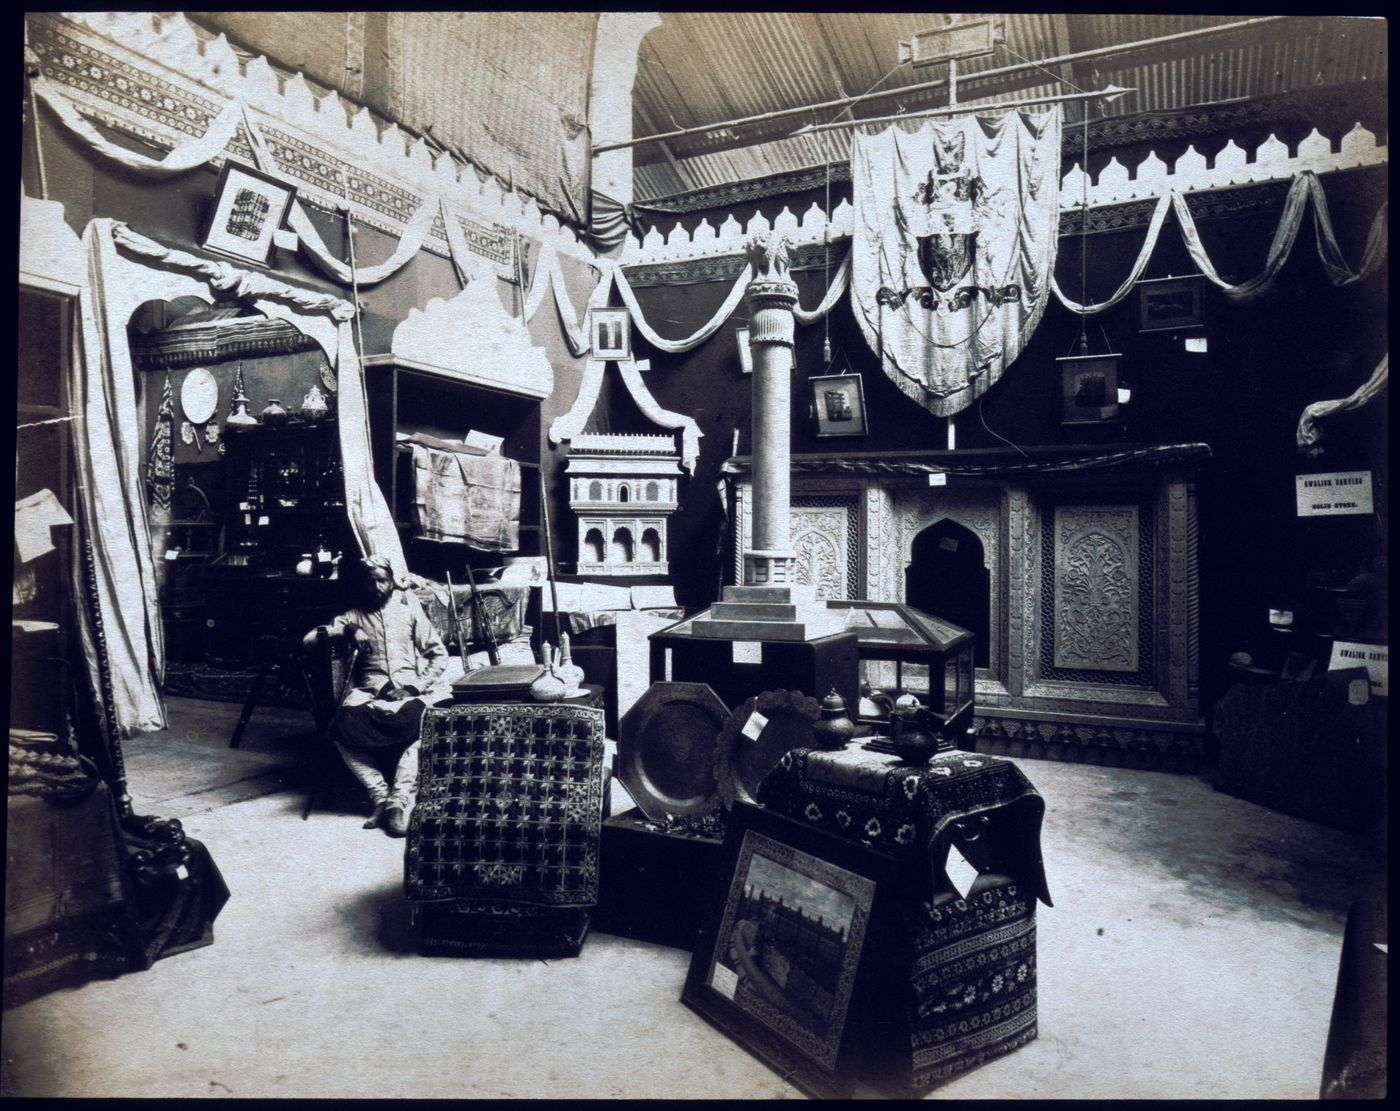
left=1137, top=275, right=1202, bottom=333
left=1057, top=353, right=1122, bottom=425
left=735, top=324, right=753, bottom=375
left=200, top=160, right=297, bottom=267
left=591, top=307, right=632, bottom=361
left=682, top=802, right=893, bottom=1099
left=809, top=373, right=868, bottom=437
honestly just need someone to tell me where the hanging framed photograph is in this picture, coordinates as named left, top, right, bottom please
left=200, top=160, right=297, bottom=268
left=682, top=801, right=894, bottom=1100
left=1058, top=353, right=1122, bottom=425
left=591, top=307, right=632, bottom=361
left=1137, top=275, right=1202, bottom=333
left=810, top=373, right=868, bottom=437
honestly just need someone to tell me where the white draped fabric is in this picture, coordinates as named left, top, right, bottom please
left=34, top=74, right=243, bottom=175
left=850, top=109, right=1063, bottom=418
left=1297, top=353, right=1389, bottom=455
left=1052, top=172, right=1388, bottom=314
left=69, top=222, right=405, bottom=735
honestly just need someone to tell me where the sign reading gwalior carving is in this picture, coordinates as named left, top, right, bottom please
left=851, top=110, right=1062, bottom=418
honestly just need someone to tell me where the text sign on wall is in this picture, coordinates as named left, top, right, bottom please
left=1296, top=471, right=1374, bottom=517
left=1329, top=641, right=1388, bottom=698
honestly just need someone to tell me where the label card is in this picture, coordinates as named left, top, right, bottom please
left=1296, top=471, right=1374, bottom=517
left=944, top=843, right=981, bottom=900
left=1329, top=641, right=1388, bottom=697
left=711, top=963, right=739, bottom=1000
left=741, top=711, right=769, bottom=741
left=732, top=640, right=763, bottom=664
left=928, top=472, right=948, bottom=486
left=1348, top=679, right=1371, bottom=706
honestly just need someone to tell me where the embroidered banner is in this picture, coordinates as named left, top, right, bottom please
left=850, top=109, right=1061, bottom=417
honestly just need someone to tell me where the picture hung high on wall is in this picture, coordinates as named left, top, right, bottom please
left=1057, top=353, right=1122, bottom=425
left=1137, top=275, right=1202, bottom=333
left=682, top=802, right=892, bottom=1100
left=200, top=160, right=297, bottom=267
left=809, top=373, right=868, bottom=437
left=591, top=307, right=632, bottom=361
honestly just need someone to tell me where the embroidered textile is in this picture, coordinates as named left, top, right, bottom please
left=757, top=747, right=1051, bottom=908
left=850, top=110, right=1062, bottom=417
left=409, top=444, right=522, bottom=552
left=405, top=702, right=607, bottom=907
left=906, top=880, right=1038, bottom=1090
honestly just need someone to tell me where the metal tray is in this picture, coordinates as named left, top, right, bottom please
left=617, top=681, right=729, bottom=822
left=714, top=689, right=821, bottom=808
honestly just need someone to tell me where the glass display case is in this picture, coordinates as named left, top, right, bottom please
left=825, top=600, right=976, bottom=746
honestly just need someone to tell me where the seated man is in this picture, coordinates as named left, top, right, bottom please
left=317, top=555, right=462, bottom=836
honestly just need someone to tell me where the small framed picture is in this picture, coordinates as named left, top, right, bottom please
left=735, top=324, right=753, bottom=375
left=1137, top=275, right=1202, bottom=333
left=809, top=373, right=868, bottom=437
left=591, top=307, right=632, bottom=361
left=200, top=160, right=296, bottom=268
left=1058, top=353, right=1122, bottom=424
left=683, top=801, right=893, bottom=1100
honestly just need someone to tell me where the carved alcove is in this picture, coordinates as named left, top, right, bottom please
left=725, top=444, right=1207, bottom=770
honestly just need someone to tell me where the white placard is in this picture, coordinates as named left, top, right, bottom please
left=732, top=640, right=762, bottom=664
left=1329, top=641, right=1388, bottom=697
left=740, top=710, right=769, bottom=741
left=1184, top=335, right=1208, bottom=353
left=944, top=843, right=980, bottom=900
left=928, top=472, right=948, bottom=486
left=711, top=962, right=739, bottom=1000
left=1296, top=471, right=1374, bottom=517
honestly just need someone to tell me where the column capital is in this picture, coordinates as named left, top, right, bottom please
left=744, top=232, right=797, bottom=346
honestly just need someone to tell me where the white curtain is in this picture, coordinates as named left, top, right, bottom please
left=1297, top=354, right=1389, bottom=455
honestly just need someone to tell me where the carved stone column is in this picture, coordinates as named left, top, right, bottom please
left=742, top=233, right=798, bottom=588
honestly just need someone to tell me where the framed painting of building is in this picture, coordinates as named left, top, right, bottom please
left=1057, top=353, right=1122, bottom=425
left=591, top=307, right=632, bottom=361
left=810, top=373, right=868, bottom=437
left=683, top=802, right=893, bottom=1099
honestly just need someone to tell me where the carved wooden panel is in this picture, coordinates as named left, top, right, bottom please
left=1052, top=506, right=1139, bottom=672
left=732, top=484, right=860, bottom=598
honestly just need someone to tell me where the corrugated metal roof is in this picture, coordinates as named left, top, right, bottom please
left=633, top=13, right=1387, bottom=202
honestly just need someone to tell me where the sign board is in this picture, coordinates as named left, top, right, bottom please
left=1329, top=641, right=1388, bottom=698
left=1296, top=471, right=1374, bottom=517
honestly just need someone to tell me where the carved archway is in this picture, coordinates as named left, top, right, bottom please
left=906, top=518, right=991, bottom=668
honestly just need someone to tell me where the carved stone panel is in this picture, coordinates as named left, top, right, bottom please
left=1053, top=506, right=1139, bottom=672
left=732, top=483, right=860, bottom=598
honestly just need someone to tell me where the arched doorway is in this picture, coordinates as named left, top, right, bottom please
left=905, top=519, right=990, bottom=669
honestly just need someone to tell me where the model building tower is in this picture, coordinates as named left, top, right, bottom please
left=567, top=433, right=681, bottom=575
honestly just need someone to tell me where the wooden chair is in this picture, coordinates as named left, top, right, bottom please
left=297, top=626, right=359, bottom=820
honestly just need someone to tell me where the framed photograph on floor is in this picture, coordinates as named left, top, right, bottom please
left=1057, top=353, right=1122, bottom=425
left=200, top=160, right=297, bottom=267
left=810, top=373, right=868, bottom=437
left=682, top=801, right=894, bottom=1099
left=1137, top=275, right=1202, bottom=333
left=591, top=307, right=632, bottom=361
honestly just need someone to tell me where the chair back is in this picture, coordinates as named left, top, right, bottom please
left=301, top=626, right=359, bottom=734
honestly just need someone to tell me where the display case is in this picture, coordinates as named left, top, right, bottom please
left=825, top=600, right=975, bottom=745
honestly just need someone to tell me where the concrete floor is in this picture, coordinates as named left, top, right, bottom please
left=1, top=693, right=1384, bottom=1099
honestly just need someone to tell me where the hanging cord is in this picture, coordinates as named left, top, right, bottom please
left=26, top=68, right=50, bottom=202
left=977, top=394, right=1028, bottom=459
left=17, top=413, right=77, bottom=432
left=341, top=180, right=368, bottom=361
left=1077, top=107, right=1090, bottom=354
left=823, top=129, right=833, bottom=365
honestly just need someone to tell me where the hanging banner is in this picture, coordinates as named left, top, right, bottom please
left=851, top=108, right=1061, bottom=417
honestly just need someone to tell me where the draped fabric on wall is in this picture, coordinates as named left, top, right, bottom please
left=1051, top=171, right=1389, bottom=313
left=850, top=109, right=1063, bottom=418
left=1297, top=353, right=1389, bottom=454
left=69, top=221, right=406, bottom=736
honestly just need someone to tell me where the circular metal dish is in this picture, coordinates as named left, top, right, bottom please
left=714, top=689, right=821, bottom=809
left=617, top=681, right=728, bottom=821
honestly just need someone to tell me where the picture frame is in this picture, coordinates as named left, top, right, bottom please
left=200, top=160, right=297, bottom=268
left=809, top=373, right=868, bottom=437
left=1137, top=275, right=1202, bottom=333
left=591, top=307, right=632, bottom=361
left=735, top=324, right=753, bottom=375
left=1057, top=353, right=1122, bottom=425
left=682, top=801, right=894, bottom=1100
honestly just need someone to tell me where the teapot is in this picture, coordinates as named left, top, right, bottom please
left=890, top=704, right=943, bottom=766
